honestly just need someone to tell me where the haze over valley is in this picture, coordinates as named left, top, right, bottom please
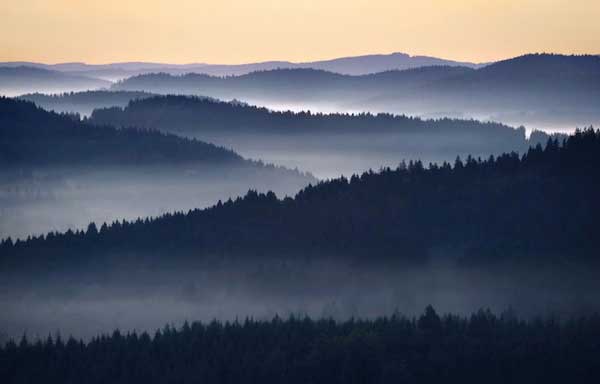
left=1, top=1, right=599, bottom=379
left=4, top=53, right=599, bottom=133
left=0, top=51, right=597, bottom=340
left=0, top=98, right=313, bottom=239
left=87, top=94, right=562, bottom=178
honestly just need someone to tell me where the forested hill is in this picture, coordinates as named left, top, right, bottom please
left=466, top=54, right=600, bottom=89
left=88, top=95, right=554, bottom=152
left=2, top=129, right=598, bottom=266
left=88, top=93, right=518, bottom=136
left=86, top=95, right=565, bottom=178
left=0, top=97, right=245, bottom=167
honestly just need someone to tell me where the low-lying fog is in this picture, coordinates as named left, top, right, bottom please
left=238, top=99, right=597, bottom=136
left=174, top=131, right=533, bottom=180
left=1, top=256, right=598, bottom=341
left=0, top=165, right=312, bottom=240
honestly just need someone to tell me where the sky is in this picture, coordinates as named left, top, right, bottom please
left=1, top=0, right=598, bottom=64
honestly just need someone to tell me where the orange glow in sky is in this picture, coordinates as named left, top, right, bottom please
left=1, top=0, right=598, bottom=64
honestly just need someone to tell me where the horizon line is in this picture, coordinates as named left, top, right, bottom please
left=3, top=51, right=599, bottom=67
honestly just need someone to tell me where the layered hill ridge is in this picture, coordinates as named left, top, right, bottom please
left=0, top=51, right=482, bottom=81
left=0, top=97, right=316, bottom=239
left=88, top=93, right=519, bottom=136
left=87, top=94, right=562, bottom=178
left=6, top=54, right=599, bottom=132
left=110, top=54, right=600, bottom=131
left=112, top=54, right=600, bottom=95
left=3, top=128, right=599, bottom=265
left=0, top=97, right=243, bottom=167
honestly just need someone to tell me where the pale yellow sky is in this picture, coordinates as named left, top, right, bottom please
left=0, top=0, right=598, bottom=64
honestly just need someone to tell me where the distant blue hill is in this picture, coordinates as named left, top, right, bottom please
left=0, top=51, right=482, bottom=80
left=0, top=66, right=111, bottom=96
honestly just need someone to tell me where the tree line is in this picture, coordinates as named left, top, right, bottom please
left=1, top=306, right=599, bottom=384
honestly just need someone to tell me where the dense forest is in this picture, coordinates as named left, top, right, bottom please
left=2, top=307, right=599, bottom=384
left=2, top=128, right=598, bottom=269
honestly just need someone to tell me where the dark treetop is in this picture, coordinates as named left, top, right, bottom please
left=1, top=307, right=600, bottom=384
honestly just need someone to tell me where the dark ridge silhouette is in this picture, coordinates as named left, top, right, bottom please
left=427, top=54, right=600, bottom=97
left=0, top=97, right=243, bottom=167
left=2, top=308, right=599, bottom=384
left=0, top=66, right=110, bottom=96
left=2, top=128, right=598, bottom=267
left=18, top=90, right=157, bottom=116
left=87, top=94, right=562, bottom=178
left=88, top=93, right=517, bottom=137
left=473, top=53, right=600, bottom=84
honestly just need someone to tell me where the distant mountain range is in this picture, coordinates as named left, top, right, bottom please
left=0, top=66, right=111, bottom=97
left=112, top=54, right=600, bottom=132
left=0, top=52, right=483, bottom=81
left=3, top=54, right=599, bottom=131
left=112, top=54, right=600, bottom=102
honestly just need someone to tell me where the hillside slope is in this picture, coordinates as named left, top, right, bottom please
left=89, top=94, right=560, bottom=177
left=0, top=97, right=314, bottom=238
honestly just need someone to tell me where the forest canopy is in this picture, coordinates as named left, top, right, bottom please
left=2, top=307, right=599, bottom=384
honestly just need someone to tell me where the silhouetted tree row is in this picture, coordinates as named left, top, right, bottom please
left=0, top=97, right=244, bottom=167
left=2, top=307, right=600, bottom=384
left=1, top=129, right=598, bottom=270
